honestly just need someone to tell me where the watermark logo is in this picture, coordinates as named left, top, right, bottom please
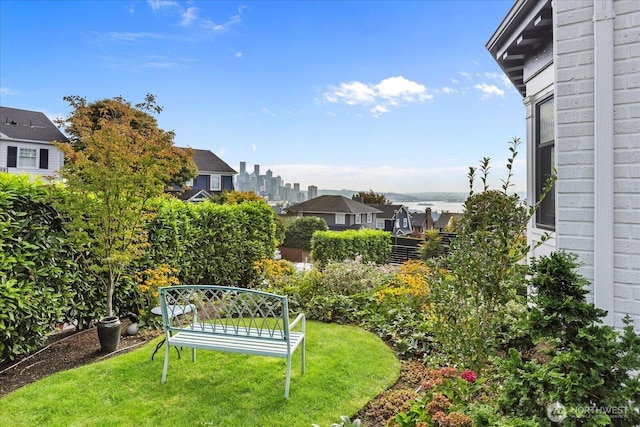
left=546, top=401, right=629, bottom=422
left=547, top=401, right=567, bottom=423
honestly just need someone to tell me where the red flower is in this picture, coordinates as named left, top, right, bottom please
left=460, top=369, right=477, bottom=383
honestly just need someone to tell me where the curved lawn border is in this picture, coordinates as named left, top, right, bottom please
left=0, top=321, right=399, bottom=427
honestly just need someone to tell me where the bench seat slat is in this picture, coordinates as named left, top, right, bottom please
left=168, top=331, right=304, bottom=358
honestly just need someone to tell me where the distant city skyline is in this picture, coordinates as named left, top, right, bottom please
left=1, top=1, right=525, bottom=194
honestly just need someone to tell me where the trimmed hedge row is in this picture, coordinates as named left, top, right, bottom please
left=311, top=229, right=391, bottom=266
left=0, top=175, right=278, bottom=362
left=0, top=174, right=79, bottom=362
left=144, top=197, right=278, bottom=287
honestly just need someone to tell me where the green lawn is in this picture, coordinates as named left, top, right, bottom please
left=0, top=321, right=399, bottom=427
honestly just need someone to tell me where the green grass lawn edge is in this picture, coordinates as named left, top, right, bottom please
left=0, top=321, right=399, bottom=427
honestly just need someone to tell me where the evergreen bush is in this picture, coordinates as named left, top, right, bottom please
left=0, top=174, right=78, bottom=362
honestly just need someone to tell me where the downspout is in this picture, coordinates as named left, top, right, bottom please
left=593, top=0, right=615, bottom=325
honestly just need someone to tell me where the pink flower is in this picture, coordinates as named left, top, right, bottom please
left=460, top=369, right=477, bottom=383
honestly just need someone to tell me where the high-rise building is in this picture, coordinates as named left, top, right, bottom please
left=308, top=185, right=318, bottom=200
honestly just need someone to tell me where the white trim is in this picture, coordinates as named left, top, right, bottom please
left=593, top=0, right=615, bottom=325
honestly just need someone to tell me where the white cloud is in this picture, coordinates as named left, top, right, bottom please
left=323, top=75, right=431, bottom=115
left=325, top=81, right=376, bottom=105
left=375, top=76, right=430, bottom=102
left=146, top=1, right=244, bottom=34
left=474, top=83, right=505, bottom=99
left=147, top=0, right=178, bottom=11
left=260, top=107, right=275, bottom=117
left=438, top=86, right=457, bottom=94
left=181, top=7, right=198, bottom=26
left=234, top=51, right=243, bottom=58
left=109, top=32, right=166, bottom=41
left=201, top=6, right=244, bottom=33
left=370, top=105, right=389, bottom=116
left=251, top=144, right=257, bottom=151
left=0, top=87, right=18, bottom=96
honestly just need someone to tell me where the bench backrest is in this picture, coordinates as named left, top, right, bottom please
left=158, top=285, right=291, bottom=341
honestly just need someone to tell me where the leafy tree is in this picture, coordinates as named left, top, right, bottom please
left=283, top=216, right=328, bottom=251
left=427, top=138, right=539, bottom=372
left=58, top=94, right=197, bottom=186
left=353, top=189, right=390, bottom=204
left=56, top=95, right=194, bottom=317
left=210, top=190, right=265, bottom=205
left=418, top=230, right=444, bottom=260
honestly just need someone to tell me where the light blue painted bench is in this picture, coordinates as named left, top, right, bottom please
left=158, top=285, right=306, bottom=398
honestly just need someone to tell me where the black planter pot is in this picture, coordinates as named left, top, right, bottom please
left=97, top=316, right=121, bottom=353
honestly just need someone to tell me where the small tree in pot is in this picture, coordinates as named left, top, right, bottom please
left=56, top=94, right=196, bottom=352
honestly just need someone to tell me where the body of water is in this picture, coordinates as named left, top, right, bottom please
left=402, top=201, right=465, bottom=214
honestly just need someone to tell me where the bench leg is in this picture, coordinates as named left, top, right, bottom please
left=284, top=355, right=292, bottom=399
left=161, top=339, right=170, bottom=384
left=301, top=337, right=305, bottom=375
left=151, top=338, right=165, bottom=361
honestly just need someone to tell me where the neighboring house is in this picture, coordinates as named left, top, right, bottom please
left=369, top=204, right=413, bottom=235
left=433, top=212, right=461, bottom=232
left=487, top=0, right=640, bottom=328
left=0, top=106, right=67, bottom=180
left=410, top=208, right=436, bottom=237
left=287, top=195, right=382, bottom=231
left=169, top=148, right=237, bottom=200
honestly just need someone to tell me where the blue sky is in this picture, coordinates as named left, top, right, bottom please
left=0, top=0, right=525, bottom=194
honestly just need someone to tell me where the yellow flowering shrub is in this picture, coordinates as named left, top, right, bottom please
left=253, top=257, right=296, bottom=284
left=134, top=263, right=179, bottom=328
left=375, top=260, right=431, bottom=306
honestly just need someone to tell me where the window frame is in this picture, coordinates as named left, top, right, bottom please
left=335, top=213, right=346, bottom=225
left=209, top=174, right=222, bottom=191
left=534, top=95, right=555, bottom=230
left=18, top=148, right=38, bottom=168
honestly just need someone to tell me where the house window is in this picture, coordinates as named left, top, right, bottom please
left=19, top=148, right=37, bottom=168
left=376, top=219, right=385, bottom=229
left=535, top=96, right=555, bottom=229
left=367, top=213, right=372, bottom=223
left=402, top=217, right=408, bottom=228
left=210, top=175, right=221, bottom=191
left=355, top=214, right=362, bottom=224
left=39, top=148, right=49, bottom=169
left=335, top=213, right=346, bottom=225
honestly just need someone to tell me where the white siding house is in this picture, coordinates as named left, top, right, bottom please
left=0, top=107, right=67, bottom=180
left=488, top=0, right=640, bottom=330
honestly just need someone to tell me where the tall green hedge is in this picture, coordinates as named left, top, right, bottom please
left=310, top=229, right=391, bottom=266
left=0, top=177, right=278, bottom=362
left=0, top=174, right=79, bottom=362
left=144, top=198, right=277, bottom=286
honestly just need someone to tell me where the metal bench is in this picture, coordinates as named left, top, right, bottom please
left=158, top=285, right=306, bottom=398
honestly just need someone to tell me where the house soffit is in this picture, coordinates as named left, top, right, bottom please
left=486, top=0, right=553, bottom=97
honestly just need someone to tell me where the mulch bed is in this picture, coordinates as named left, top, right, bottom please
left=0, top=318, right=162, bottom=398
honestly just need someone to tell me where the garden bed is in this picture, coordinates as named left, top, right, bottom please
left=0, top=318, right=162, bottom=398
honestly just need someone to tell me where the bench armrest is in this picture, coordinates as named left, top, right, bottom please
left=289, top=312, right=306, bottom=332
